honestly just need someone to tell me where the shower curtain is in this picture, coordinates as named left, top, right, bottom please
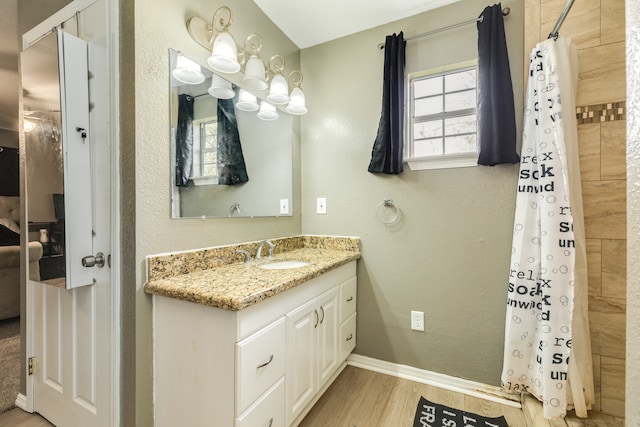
left=501, top=36, right=594, bottom=419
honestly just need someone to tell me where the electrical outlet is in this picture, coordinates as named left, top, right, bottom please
left=411, top=311, right=424, bottom=331
left=280, top=199, right=289, bottom=215
left=317, top=197, right=327, bottom=214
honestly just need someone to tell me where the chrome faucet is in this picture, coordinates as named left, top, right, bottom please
left=255, top=240, right=275, bottom=260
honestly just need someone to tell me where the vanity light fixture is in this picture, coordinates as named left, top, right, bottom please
left=208, top=73, right=235, bottom=99
left=257, top=101, right=279, bottom=121
left=206, top=6, right=241, bottom=74
left=242, top=34, right=268, bottom=91
left=267, top=55, right=290, bottom=105
left=172, top=53, right=206, bottom=84
left=285, top=70, right=307, bottom=115
left=235, top=89, right=259, bottom=112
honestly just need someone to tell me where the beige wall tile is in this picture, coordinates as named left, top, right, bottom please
left=601, top=0, right=626, bottom=45
left=582, top=180, right=626, bottom=239
left=589, top=296, right=626, bottom=359
left=601, top=120, right=627, bottom=180
left=577, top=123, right=601, bottom=181
left=602, top=239, right=626, bottom=299
left=591, top=353, right=602, bottom=412
left=600, top=356, right=625, bottom=417
left=587, top=238, right=602, bottom=297
left=577, top=42, right=626, bottom=106
left=541, top=0, right=600, bottom=48
left=525, top=0, right=540, bottom=7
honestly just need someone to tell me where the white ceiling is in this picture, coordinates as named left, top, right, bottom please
left=251, top=0, right=461, bottom=49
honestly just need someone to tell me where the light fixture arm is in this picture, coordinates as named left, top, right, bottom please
left=244, top=33, right=263, bottom=56
left=288, top=70, right=303, bottom=88
left=212, top=6, right=233, bottom=35
left=269, top=54, right=286, bottom=75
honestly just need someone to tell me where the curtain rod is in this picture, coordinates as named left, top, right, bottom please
left=548, top=0, right=575, bottom=39
left=378, top=7, right=510, bottom=50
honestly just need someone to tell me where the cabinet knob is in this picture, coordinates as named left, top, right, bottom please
left=319, top=306, right=325, bottom=324
left=346, top=333, right=353, bottom=341
left=346, top=296, right=353, bottom=302
left=256, top=354, right=274, bottom=369
left=314, top=309, right=319, bottom=328
left=267, top=418, right=273, bottom=427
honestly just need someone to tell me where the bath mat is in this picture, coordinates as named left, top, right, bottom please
left=413, top=396, right=509, bottom=427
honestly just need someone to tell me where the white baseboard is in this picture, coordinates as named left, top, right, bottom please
left=347, top=354, right=522, bottom=409
left=14, top=393, right=29, bottom=412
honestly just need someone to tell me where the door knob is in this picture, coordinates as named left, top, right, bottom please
left=82, top=252, right=105, bottom=268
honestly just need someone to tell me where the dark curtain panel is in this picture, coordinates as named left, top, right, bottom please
left=368, top=32, right=405, bottom=175
left=217, top=98, right=249, bottom=185
left=477, top=4, right=520, bottom=166
left=175, top=94, right=194, bottom=186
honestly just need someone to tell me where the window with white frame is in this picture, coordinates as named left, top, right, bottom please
left=406, top=59, right=478, bottom=170
left=190, top=117, right=218, bottom=184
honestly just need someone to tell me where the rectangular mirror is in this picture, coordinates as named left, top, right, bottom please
left=169, top=49, right=293, bottom=218
left=22, top=29, right=94, bottom=289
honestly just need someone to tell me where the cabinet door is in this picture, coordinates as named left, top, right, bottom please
left=317, top=286, right=340, bottom=388
left=286, top=298, right=318, bottom=424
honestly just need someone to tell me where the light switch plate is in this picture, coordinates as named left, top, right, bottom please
left=280, top=199, right=289, bottom=215
left=317, top=197, right=327, bottom=214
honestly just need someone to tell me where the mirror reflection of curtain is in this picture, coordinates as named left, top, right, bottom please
left=217, top=98, right=249, bottom=185
left=175, top=94, right=194, bottom=187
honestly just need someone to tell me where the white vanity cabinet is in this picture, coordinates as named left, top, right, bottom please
left=152, top=261, right=357, bottom=427
left=286, top=287, right=340, bottom=424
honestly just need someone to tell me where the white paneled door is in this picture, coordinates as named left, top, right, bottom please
left=26, top=1, right=115, bottom=426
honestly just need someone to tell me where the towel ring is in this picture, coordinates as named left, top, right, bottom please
left=376, top=199, right=400, bottom=224
left=228, top=202, right=241, bottom=217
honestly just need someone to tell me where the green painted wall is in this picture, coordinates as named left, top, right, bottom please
left=300, top=0, right=524, bottom=385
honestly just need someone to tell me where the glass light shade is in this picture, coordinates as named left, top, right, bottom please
left=207, top=31, right=241, bottom=73
left=243, top=55, right=268, bottom=91
left=267, top=73, right=289, bottom=105
left=235, top=89, right=259, bottom=112
left=285, top=87, right=307, bottom=115
left=257, top=101, right=279, bottom=121
left=172, top=54, right=205, bottom=84
left=208, top=74, right=235, bottom=99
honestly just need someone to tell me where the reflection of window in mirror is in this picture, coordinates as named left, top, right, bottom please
left=192, top=117, right=218, bottom=182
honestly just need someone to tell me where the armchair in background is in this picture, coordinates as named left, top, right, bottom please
left=0, top=196, right=42, bottom=320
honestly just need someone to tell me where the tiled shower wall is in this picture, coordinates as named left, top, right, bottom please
left=525, top=0, right=626, bottom=417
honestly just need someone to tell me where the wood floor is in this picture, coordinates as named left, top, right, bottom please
left=0, top=408, right=53, bottom=426
left=0, top=365, right=624, bottom=427
left=299, top=366, right=625, bottom=427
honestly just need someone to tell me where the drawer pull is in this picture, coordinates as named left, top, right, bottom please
left=346, top=333, right=353, bottom=341
left=346, top=296, right=353, bottom=302
left=319, top=306, right=325, bottom=324
left=267, top=418, right=273, bottom=427
left=314, top=309, right=319, bottom=328
left=257, top=354, right=274, bottom=369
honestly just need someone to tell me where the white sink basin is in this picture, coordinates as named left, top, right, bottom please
left=258, top=260, right=309, bottom=270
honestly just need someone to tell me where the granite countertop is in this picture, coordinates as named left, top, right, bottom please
left=144, top=246, right=360, bottom=311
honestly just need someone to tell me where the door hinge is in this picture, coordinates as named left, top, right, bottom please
left=28, top=357, right=35, bottom=375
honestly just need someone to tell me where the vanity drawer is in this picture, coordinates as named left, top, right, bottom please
left=340, top=276, right=357, bottom=322
left=340, top=312, right=357, bottom=361
left=235, top=377, right=285, bottom=427
left=236, top=317, right=286, bottom=416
